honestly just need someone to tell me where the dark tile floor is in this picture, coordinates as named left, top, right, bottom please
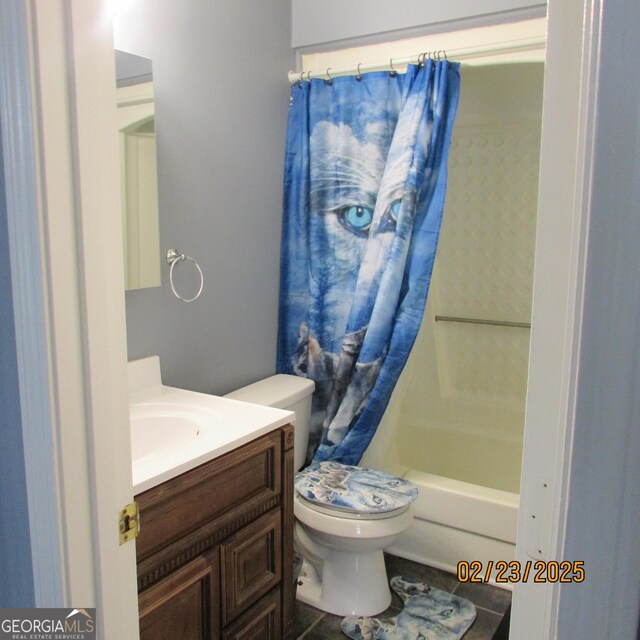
left=294, top=554, right=511, bottom=639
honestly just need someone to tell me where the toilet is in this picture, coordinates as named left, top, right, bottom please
left=225, top=374, right=417, bottom=617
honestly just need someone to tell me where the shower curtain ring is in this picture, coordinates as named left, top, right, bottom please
left=389, top=58, right=397, bottom=77
left=326, top=67, right=333, bottom=85
left=356, top=62, right=362, bottom=81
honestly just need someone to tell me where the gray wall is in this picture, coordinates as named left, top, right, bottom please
left=291, top=0, right=546, bottom=48
left=0, top=124, right=35, bottom=607
left=121, top=0, right=293, bottom=394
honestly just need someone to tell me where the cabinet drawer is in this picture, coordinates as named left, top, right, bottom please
left=222, top=588, right=281, bottom=640
left=136, top=431, right=281, bottom=560
left=221, top=510, right=282, bottom=624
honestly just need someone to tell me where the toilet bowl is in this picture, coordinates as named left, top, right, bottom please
left=293, top=459, right=417, bottom=615
left=225, top=374, right=417, bottom=617
left=294, top=494, right=414, bottom=615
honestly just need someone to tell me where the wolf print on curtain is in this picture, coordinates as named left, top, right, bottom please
left=277, top=61, right=460, bottom=465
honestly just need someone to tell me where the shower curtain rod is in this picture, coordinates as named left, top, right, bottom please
left=288, top=35, right=545, bottom=84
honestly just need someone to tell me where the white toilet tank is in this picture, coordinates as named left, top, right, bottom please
left=225, top=374, right=315, bottom=471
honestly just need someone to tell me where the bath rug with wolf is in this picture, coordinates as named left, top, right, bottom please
left=341, top=576, right=476, bottom=640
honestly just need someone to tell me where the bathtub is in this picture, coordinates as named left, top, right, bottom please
left=387, top=469, right=518, bottom=587
left=364, top=387, right=522, bottom=588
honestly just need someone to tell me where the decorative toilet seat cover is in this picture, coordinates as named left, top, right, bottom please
left=295, top=461, right=418, bottom=515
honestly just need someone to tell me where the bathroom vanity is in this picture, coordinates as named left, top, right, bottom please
left=128, top=356, right=296, bottom=639
left=135, top=423, right=295, bottom=640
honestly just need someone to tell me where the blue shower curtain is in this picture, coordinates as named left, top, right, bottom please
left=277, top=61, right=460, bottom=465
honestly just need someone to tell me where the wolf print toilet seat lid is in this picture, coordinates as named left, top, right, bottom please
left=295, top=461, right=418, bottom=515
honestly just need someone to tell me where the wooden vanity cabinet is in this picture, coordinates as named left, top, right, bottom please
left=135, top=425, right=296, bottom=640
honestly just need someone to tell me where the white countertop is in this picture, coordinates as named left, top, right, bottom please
left=129, top=357, right=293, bottom=494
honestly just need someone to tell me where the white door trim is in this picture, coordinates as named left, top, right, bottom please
left=62, top=1, right=139, bottom=631
left=0, top=0, right=139, bottom=635
left=511, top=0, right=598, bottom=633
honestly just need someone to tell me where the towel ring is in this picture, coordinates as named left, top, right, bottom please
left=166, top=248, right=204, bottom=302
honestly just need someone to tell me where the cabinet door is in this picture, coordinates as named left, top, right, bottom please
left=221, top=510, right=282, bottom=624
left=139, top=550, right=220, bottom=640
left=222, top=589, right=281, bottom=640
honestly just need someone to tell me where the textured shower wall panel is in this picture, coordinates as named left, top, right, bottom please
left=434, top=121, right=540, bottom=325
left=397, top=423, right=523, bottom=492
left=432, top=124, right=540, bottom=410
left=395, top=64, right=543, bottom=476
left=434, top=322, right=530, bottom=407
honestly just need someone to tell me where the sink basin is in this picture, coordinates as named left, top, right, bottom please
left=128, top=355, right=294, bottom=494
left=131, top=407, right=198, bottom=464
left=130, top=402, right=221, bottom=465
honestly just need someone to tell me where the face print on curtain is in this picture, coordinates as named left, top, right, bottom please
left=277, top=61, right=460, bottom=466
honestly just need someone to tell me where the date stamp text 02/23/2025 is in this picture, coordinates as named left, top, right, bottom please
left=457, top=560, right=585, bottom=584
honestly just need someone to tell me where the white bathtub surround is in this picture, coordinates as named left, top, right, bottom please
left=387, top=470, right=518, bottom=587
left=357, top=62, right=542, bottom=590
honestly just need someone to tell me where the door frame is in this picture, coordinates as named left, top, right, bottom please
left=0, top=0, right=138, bottom=636
left=510, top=0, right=599, bottom=633
left=513, top=0, right=640, bottom=637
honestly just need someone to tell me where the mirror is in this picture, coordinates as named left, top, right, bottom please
left=115, top=50, right=161, bottom=290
